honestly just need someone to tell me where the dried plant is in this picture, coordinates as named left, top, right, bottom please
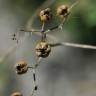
left=3, top=1, right=96, bottom=96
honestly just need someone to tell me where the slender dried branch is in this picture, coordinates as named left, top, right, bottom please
left=19, top=18, right=66, bottom=35
left=41, top=22, right=46, bottom=41
left=30, top=87, right=36, bottom=96
left=20, top=28, right=41, bottom=33
left=69, top=1, right=79, bottom=11
left=50, top=42, right=96, bottom=50
left=30, top=68, right=38, bottom=96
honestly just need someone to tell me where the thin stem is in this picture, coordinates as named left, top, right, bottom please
left=30, top=57, right=42, bottom=96
left=59, top=17, right=66, bottom=30
left=41, top=22, right=45, bottom=32
left=50, top=42, right=96, bottom=50
left=69, top=1, right=79, bottom=11
left=45, top=17, right=67, bottom=34
left=45, top=25, right=59, bottom=33
left=34, top=57, right=42, bottom=68
left=30, top=68, right=38, bottom=96
left=41, top=22, right=46, bottom=41
left=19, top=18, right=66, bottom=35
left=30, top=87, right=35, bottom=96
left=20, top=28, right=41, bottom=33
left=19, top=29, right=42, bottom=37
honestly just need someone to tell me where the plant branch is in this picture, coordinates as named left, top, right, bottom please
left=50, top=42, right=96, bottom=50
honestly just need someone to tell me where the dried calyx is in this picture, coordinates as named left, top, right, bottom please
left=39, top=8, right=52, bottom=22
left=11, top=92, right=23, bottom=96
left=57, top=5, right=70, bottom=18
left=35, top=41, right=51, bottom=58
left=15, top=61, right=28, bottom=75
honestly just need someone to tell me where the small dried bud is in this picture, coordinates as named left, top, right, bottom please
left=15, top=61, right=28, bottom=75
left=11, top=92, right=23, bottom=96
left=39, top=8, right=52, bottom=22
left=57, top=5, right=70, bottom=18
left=35, top=42, right=51, bottom=58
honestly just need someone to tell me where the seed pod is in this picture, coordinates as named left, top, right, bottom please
left=35, top=42, right=51, bottom=58
left=15, top=61, right=28, bottom=75
left=39, top=8, right=52, bottom=22
left=11, top=92, right=23, bottom=96
left=57, top=5, right=70, bottom=18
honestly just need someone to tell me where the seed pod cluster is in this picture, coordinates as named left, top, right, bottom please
left=11, top=92, right=23, bottom=96
left=57, top=5, right=70, bottom=18
left=15, top=61, right=28, bottom=75
left=39, top=8, right=52, bottom=22
left=35, top=42, right=51, bottom=58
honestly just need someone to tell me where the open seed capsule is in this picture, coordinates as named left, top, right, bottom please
left=57, top=5, right=70, bottom=18
left=35, top=42, right=51, bottom=58
left=39, top=8, right=52, bottom=22
left=15, top=61, right=28, bottom=75
left=11, top=92, right=23, bottom=96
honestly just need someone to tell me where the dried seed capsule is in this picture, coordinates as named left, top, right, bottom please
left=39, top=8, right=52, bottom=22
left=15, top=61, right=28, bottom=75
left=35, top=42, right=51, bottom=58
left=57, top=5, right=70, bottom=18
left=11, top=92, right=23, bottom=96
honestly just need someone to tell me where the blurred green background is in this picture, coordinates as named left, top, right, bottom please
left=0, top=0, right=96, bottom=96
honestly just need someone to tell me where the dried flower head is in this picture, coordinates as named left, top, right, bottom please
left=11, top=92, right=23, bottom=96
left=15, top=61, right=28, bottom=75
left=35, top=42, right=51, bottom=58
left=57, top=5, right=70, bottom=18
left=39, top=8, right=52, bottom=22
